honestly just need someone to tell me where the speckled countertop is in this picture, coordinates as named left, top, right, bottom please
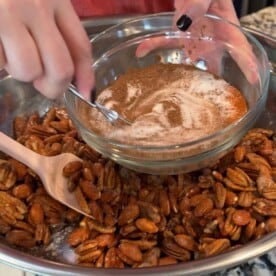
left=240, top=6, right=276, bottom=38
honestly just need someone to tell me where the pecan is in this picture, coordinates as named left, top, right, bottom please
left=67, top=226, right=90, bottom=247
left=234, top=146, right=246, bottom=163
left=78, top=249, right=103, bottom=263
left=75, top=239, right=99, bottom=258
left=116, top=247, right=135, bottom=266
left=120, top=239, right=157, bottom=251
left=65, top=208, right=82, bottom=223
left=174, top=234, right=197, bottom=251
left=8, top=159, right=28, bottom=181
left=225, top=190, right=239, bottom=206
left=223, top=177, right=256, bottom=192
left=0, top=191, right=27, bottom=221
left=77, top=145, right=100, bottom=162
left=137, top=201, right=161, bottom=224
left=0, top=218, right=11, bottom=234
left=28, top=202, right=44, bottom=225
left=247, top=128, right=274, bottom=137
left=231, top=210, right=251, bottom=226
left=104, top=247, right=124, bottom=268
left=85, top=218, right=116, bottom=234
left=135, top=218, right=159, bottom=234
left=243, top=129, right=274, bottom=155
left=79, top=179, right=101, bottom=201
left=238, top=191, right=254, bottom=208
left=27, top=124, right=57, bottom=138
left=95, top=253, right=105, bottom=267
left=62, top=160, right=83, bottom=177
left=265, top=217, right=276, bottom=233
left=158, top=256, right=178, bottom=266
left=199, top=238, right=230, bottom=257
left=0, top=162, right=17, bottom=190
left=256, top=165, right=276, bottom=200
left=254, top=222, right=266, bottom=239
left=246, top=153, right=271, bottom=170
left=193, top=198, right=214, bottom=217
left=118, top=203, right=140, bottom=226
left=252, top=198, right=276, bottom=216
left=35, top=223, right=51, bottom=245
left=88, top=201, right=103, bottom=224
left=96, top=234, right=117, bottom=248
left=244, top=218, right=257, bottom=240
left=14, top=221, right=34, bottom=234
left=67, top=170, right=82, bottom=192
left=13, top=116, right=28, bottom=138
left=226, top=167, right=253, bottom=187
left=12, top=183, right=32, bottom=199
left=162, top=238, right=191, bottom=261
left=50, top=120, right=70, bottom=133
left=159, top=190, right=170, bottom=216
left=31, top=193, right=66, bottom=217
left=136, top=247, right=160, bottom=268
left=82, top=166, right=94, bottom=182
left=74, top=186, right=91, bottom=215
left=189, top=194, right=208, bottom=207
left=5, top=229, right=36, bottom=248
left=213, top=182, right=226, bottom=209
left=118, top=242, right=143, bottom=262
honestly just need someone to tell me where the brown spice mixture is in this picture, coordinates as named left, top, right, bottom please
left=82, top=63, right=248, bottom=147
left=0, top=107, right=275, bottom=268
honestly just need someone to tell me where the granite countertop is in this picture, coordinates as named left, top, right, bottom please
left=240, top=6, right=276, bottom=38
left=211, top=6, right=276, bottom=276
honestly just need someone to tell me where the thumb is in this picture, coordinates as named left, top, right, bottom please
left=174, top=0, right=212, bottom=30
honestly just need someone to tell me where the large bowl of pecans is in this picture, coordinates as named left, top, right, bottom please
left=64, top=13, right=270, bottom=175
left=0, top=15, right=275, bottom=276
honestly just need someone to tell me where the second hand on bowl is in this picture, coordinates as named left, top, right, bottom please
left=0, top=131, right=95, bottom=219
left=68, top=84, right=132, bottom=126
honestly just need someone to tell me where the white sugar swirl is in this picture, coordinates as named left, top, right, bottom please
left=85, top=65, right=247, bottom=146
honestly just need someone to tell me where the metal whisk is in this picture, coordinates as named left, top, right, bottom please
left=68, top=84, right=131, bottom=126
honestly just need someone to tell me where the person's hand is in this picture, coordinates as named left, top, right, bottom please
left=0, top=0, right=94, bottom=99
left=136, top=0, right=258, bottom=84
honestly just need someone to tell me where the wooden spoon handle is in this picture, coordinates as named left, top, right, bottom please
left=0, top=131, right=43, bottom=173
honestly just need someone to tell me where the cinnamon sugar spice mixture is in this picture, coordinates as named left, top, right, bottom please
left=81, top=64, right=248, bottom=146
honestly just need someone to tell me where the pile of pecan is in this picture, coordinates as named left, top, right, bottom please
left=0, top=107, right=275, bottom=268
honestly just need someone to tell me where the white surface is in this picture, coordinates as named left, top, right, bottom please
left=0, top=263, right=31, bottom=276
left=0, top=263, right=23, bottom=275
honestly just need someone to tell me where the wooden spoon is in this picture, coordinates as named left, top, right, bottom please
left=0, top=131, right=94, bottom=219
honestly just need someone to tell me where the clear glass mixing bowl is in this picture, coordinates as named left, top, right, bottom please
left=64, top=13, right=270, bottom=175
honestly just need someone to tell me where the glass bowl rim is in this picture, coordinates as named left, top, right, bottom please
left=65, top=13, right=270, bottom=152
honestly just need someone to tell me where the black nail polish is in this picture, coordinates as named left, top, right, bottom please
left=90, top=88, right=97, bottom=103
left=176, top=14, right=192, bottom=31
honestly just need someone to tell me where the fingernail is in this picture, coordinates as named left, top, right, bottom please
left=176, top=14, right=192, bottom=31
left=90, top=88, right=97, bottom=103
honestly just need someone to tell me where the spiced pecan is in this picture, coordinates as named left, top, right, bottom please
left=231, top=210, right=251, bottom=226
left=265, top=217, right=276, bottom=233
left=0, top=162, right=17, bottom=190
left=12, top=183, right=32, bottom=199
left=135, top=218, right=159, bottom=234
left=118, top=203, right=140, bottom=226
left=199, top=238, right=230, bottom=257
left=118, top=242, right=143, bottom=262
left=35, top=223, right=51, bottom=245
left=5, top=229, right=36, bottom=248
left=0, top=108, right=274, bottom=269
left=67, top=226, right=90, bottom=247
